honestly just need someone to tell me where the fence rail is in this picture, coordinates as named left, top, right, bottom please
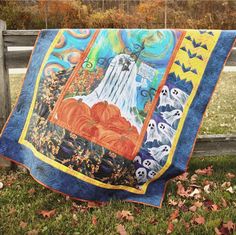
left=0, top=23, right=236, bottom=167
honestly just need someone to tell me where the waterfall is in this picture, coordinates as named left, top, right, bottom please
left=74, top=54, right=142, bottom=132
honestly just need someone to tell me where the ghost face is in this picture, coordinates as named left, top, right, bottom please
left=148, top=119, right=157, bottom=131
left=143, top=159, right=161, bottom=171
left=148, top=170, right=156, bottom=179
left=161, top=85, right=170, bottom=97
left=146, top=119, right=159, bottom=143
left=171, top=88, right=189, bottom=108
left=135, top=167, right=147, bottom=183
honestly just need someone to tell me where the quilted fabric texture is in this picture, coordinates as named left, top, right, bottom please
left=0, top=29, right=235, bottom=207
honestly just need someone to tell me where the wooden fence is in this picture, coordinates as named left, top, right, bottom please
left=0, top=20, right=236, bottom=167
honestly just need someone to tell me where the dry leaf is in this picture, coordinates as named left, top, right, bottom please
left=170, top=209, right=179, bottom=220
left=116, top=224, right=127, bottom=235
left=27, top=230, right=39, bottom=235
left=20, top=221, right=28, bottom=229
left=8, top=207, right=16, bottom=215
left=176, top=172, right=189, bottom=181
left=38, top=209, right=56, bottom=218
left=189, top=205, right=197, bottom=212
left=221, top=198, right=227, bottom=208
left=167, top=222, right=174, bottom=234
left=92, top=215, right=97, bottom=225
left=194, top=216, right=205, bottom=225
left=28, top=188, right=36, bottom=195
left=168, top=199, right=178, bottom=206
left=226, top=173, right=235, bottom=179
left=211, top=204, right=219, bottom=211
left=190, top=174, right=198, bottom=183
left=189, top=188, right=201, bottom=197
left=221, top=182, right=231, bottom=188
left=204, top=184, right=211, bottom=194
left=226, top=186, right=234, bottom=194
left=195, top=166, right=213, bottom=176
left=177, top=182, right=191, bottom=197
left=116, top=210, right=134, bottom=221
left=194, top=201, right=203, bottom=208
left=223, top=220, right=235, bottom=231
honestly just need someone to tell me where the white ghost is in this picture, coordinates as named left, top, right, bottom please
left=145, top=119, right=160, bottom=143
left=133, top=155, right=142, bottom=165
left=158, top=85, right=173, bottom=107
left=143, top=159, right=161, bottom=171
left=148, top=145, right=170, bottom=163
left=160, top=109, right=182, bottom=126
left=148, top=170, right=157, bottom=179
left=135, top=167, right=147, bottom=183
left=158, top=122, right=176, bottom=144
left=171, top=88, right=189, bottom=109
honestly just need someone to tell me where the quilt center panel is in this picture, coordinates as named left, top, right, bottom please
left=50, top=29, right=178, bottom=160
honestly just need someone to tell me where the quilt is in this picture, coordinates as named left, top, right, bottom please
left=0, top=29, right=235, bottom=207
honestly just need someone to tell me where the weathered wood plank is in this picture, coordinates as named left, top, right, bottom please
left=5, top=50, right=32, bottom=69
left=193, top=134, right=236, bottom=157
left=0, top=20, right=11, bottom=167
left=3, top=35, right=38, bottom=47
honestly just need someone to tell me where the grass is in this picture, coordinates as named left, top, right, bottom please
left=0, top=72, right=235, bottom=234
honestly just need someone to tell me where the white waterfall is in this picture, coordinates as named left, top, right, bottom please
left=74, top=54, right=142, bottom=132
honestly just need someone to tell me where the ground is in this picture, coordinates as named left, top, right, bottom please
left=0, top=72, right=235, bottom=235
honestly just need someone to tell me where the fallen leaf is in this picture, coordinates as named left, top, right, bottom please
left=221, top=182, right=231, bottom=188
left=167, top=222, right=174, bottom=234
left=27, top=230, right=39, bottom=235
left=194, top=216, right=205, bottom=225
left=203, top=199, right=214, bottom=210
left=92, top=215, right=97, bottom=225
left=149, top=217, right=158, bottom=225
left=223, top=220, right=235, bottom=231
left=38, top=209, right=56, bottom=218
left=214, top=227, right=222, bottom=235
left=195, top=166, right=213, bottom=176
left=226, top=186, right=234, bottom=194
left=189, top=188, right=201, bottom=198
left=168, top=199, right=178, bottom=206
left=211, top=204, right=219, bottom=211
left=20, top=221, right=28, bottom=229
left=116, top=210, right=134, bottom=221
left=116, top=224, right=127, bottom=235
left=194, top=201, right=203, bottom=208
left=177, top=182, right=191, bottom=197
left=170, top=209, right=179, bottom=220
left=28, top=188, right=36, bottom=195
left=189, top=205, right=197, bottom=212
left=226, top=173, right=235, bottom=179
left=221, top=198, right=227, bottom=208
left=204, top=184, right=211, bottom=194
left=190, top=174, right=198, bottom=183
left=176, top=172, right=189, bottom=181
left=8, top=207, right=16, bottom=215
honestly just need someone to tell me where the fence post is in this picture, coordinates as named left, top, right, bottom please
left=0, top=20, right=11, bottom=167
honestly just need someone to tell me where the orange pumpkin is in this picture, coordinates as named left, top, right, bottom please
left=91, top=101, right=121, bottom=123
left=57, top=98, right=91, bottom=126
left=98, top=130, right=136, bottom=160
left=72, top=115, right=100, bottom=138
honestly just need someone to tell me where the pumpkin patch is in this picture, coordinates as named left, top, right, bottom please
left=56, top=99, right=139, bottom=160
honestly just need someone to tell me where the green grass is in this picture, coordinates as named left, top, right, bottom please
left=0, top=72, right=235, bottom=235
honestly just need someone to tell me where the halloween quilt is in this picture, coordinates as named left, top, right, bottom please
left=0, top=29, right=235, bottom=207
